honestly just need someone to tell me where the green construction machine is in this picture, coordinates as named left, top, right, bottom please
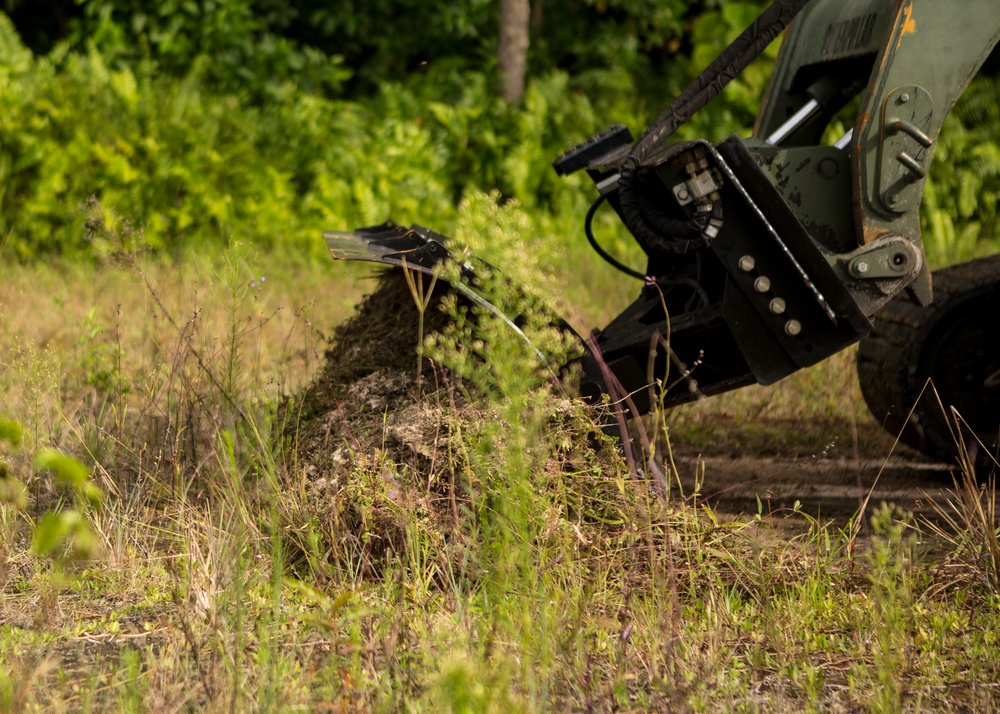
left=328, top=0, right=1000, bottom=470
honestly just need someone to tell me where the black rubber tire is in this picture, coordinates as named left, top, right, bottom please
left=857, top=254, right=1000, bottom=474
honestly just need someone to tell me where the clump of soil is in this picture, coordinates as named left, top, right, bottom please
left=289, top=270, right=465, bottom=483
left=282, top=269, right=631, bottom=576
left=277, top=270, right=476, bottom=571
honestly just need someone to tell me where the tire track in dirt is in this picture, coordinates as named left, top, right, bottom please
left=674, top=452, right=959, bottom=524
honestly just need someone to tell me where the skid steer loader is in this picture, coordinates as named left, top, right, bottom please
left=327, top=0, right=1000, bottom=470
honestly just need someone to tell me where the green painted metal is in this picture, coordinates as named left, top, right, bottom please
left=756, top=0, right=897, bottom=141
left=756, top=0, right=1000, bottom=305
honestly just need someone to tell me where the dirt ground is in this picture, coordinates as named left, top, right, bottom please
left=665, top=405, right=965, bottom=530
left=673, top=448, right=956, bottom=525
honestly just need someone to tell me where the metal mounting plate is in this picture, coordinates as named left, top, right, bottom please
left=877, top=85, right=934, bottom=214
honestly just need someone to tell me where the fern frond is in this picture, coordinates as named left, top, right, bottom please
left=0, top=11, right=31, bottom=70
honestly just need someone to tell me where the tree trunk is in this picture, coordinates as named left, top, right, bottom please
left=498, top=0, right=530, bottom=104
left=530, top=0, right=543, bottom=37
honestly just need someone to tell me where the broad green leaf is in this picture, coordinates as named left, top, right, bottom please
left=0, top=475, right=27, bottom=509
left=70, top=525, right=99, bottom=560
left=0, top=421, right=22, bottom=448
left=82, top=481, right=104, bottom=506
left=35, top=449, right=90, bottom=487
left=32, top=510, right=81, bottom=556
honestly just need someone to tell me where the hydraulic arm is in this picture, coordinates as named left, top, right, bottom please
left=556, top=0, right=1000, bottom=413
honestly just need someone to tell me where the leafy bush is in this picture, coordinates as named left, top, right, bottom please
left=63, top=0, right=700, bottom=97
left=0, top=42, right=314, bottom=257
left=0, top=12, right=632, bottom=259
left=70, top=0, right=350, bottom=101
left=1, top=6, right=998, bottom=266
left=921, top=72, right=1000, bottom=267
left=0, top=24, right=432, bottom=256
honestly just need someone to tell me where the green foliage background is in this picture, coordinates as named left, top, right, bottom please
left=0, top=1, right=997, bottom=263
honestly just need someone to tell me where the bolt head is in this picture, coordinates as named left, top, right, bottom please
left=738, top=255, right=756, bottom=272
left=769, top=298, right=786, bottom=315
left=855, top=261, right=869, bottom=274
left=754, top=276, right=771, bottom=293
left=899, top=93, right=911, bottom=103
left=784, top=320, right=802, bottom=336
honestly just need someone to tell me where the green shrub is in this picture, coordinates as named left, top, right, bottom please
left=0, top=13, right=623, bottom=259
left=1, top=7, right=998, bottom=266
left=922, top=73, right=1000, bottom=267
left=71, top=0, right=350, bottom=101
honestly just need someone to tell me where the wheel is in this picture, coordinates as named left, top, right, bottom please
left=857, top=254, right=1000, bottom=474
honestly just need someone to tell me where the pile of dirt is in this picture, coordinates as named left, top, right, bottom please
left=281, top=269, right=635, bottom=575
left=275, top=270, right=475, bottom=571
left=289, top=270, right=466, bottom=483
